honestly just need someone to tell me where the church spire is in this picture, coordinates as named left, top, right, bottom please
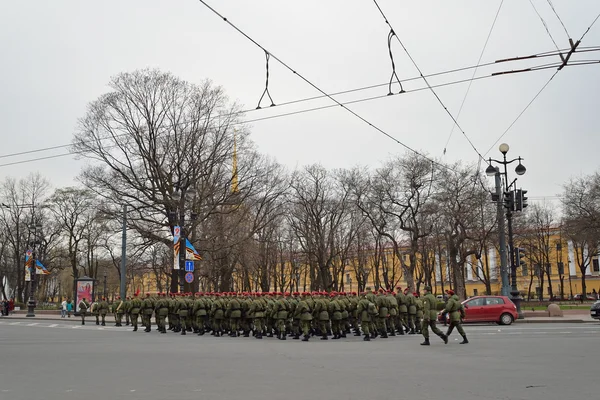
left=231, top=130, right=239, bottom=194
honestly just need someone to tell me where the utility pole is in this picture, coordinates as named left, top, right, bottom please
left=120, top=204, right=127, bottom=300
left=494, top=171, right=510, bottom=296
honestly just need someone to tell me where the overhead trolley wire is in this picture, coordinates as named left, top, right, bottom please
left=371, top=0, right=486, bottom=163
left=442, top=0, right=504, bottom=156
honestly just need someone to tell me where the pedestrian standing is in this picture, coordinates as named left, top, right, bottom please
left=61, top=299, right=67, bottom=318
left=67, top=299, right=73, bottom=318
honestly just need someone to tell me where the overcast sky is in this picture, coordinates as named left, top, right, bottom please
left=1, top=0, right=599, bottom=206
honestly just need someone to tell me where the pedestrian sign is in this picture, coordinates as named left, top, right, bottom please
left=185, top=272, right=194, bottom=283
left=185, top=261, right=194, bottom=272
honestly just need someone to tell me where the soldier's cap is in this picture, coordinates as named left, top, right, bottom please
left=414, top=292, right=419, bottom=297
left=447, top=289, right=455, bottom=295
left=378, top=288, right=384, bottom=293
left=292, top=292, right=299, bottom=296
left=365, top=287, right=372, bottom=291
left=424, top=286, right=432, bottom=291
left=391, top=292, right=396, bottom=295
left=351, top=292, right=357, bottom=296
left=102, top=297, right=106, bottom=300
left=403, top=288, right=410, bottom=293
left=116, top=296, right=120, bottom=299
left=284, top=292, right=290, bottom=296
left=396, top=286, right=402, bottom=290
left=145, top=293, right=150, bottom=296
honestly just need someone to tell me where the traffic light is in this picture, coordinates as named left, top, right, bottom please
left=503, top=190, right=515, bottom=211
left=515, top=189, right=528, bottom=211
left=516, top=247, right=527, bottom=273
left=521, top=189, right=528, bottom=210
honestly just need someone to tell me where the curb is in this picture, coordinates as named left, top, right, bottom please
left=515, top=318, right=597, bottom=324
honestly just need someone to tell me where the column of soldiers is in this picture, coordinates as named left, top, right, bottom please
left=96, top=287, right=467, bottom=344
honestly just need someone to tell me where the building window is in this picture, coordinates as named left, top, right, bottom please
left=473, top=288, right=478, bottom=296
left=534, top=264, right=541, bottom=277
left=546, top=263, right=552, bottom=276
left=522, top=264, right=528, bottom=276
left=558, top=262, right=564, bottom=276
left=593, top=259, right=599, bottom=273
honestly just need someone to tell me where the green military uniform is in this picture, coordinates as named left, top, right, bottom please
left=295, top=294, right=313, bottom=341
left=91, top=300, right=100, bottom=325
left=114, top=297, right=124, bottom=327
left=249, top=295, right=265, bottom=339
left=287, top=294, right=300, bottom=339
left=78, top=298, right=89, bottom=325
left=396, top=289, right=408, bottom=334
left=193, top=294, right=208, bottom=335
left=210, top=295, right=225, bottom=336
left=124, top=297, right=131, bottom=326
left=443, top=293, right=468, bottom=344
left=420, top=287, right=448, bottom=345
left=98, top=298, right=109, bottom=326
left=387, top=292, right=398, bottom=336
left=357, top=294, right=376, bottom=341
left=177, top=295, right=189, bottom=335
left=405, top=291, right=417, bottom=334
left=228, top=294, right=242, bottom=337
left=415, top=295, right=423, bottom=334
left=375, top=291, right=389, bottom=338
left=273, top=295, right=289, bottom=340
left=141, top=294, right=154, bottom=332
left=313, top=295, right=330, bottom=340
left=155, top=293, right=169, bottom=333
left=130, top=295, right=142, bottom=331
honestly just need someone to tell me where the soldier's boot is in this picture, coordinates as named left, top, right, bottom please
left=267, top=332, right=274, bottom=338
left=340, top=332, right=347, bottom=338
left=353, top=331, right=362, bottom=336
left=363, top=335, right=371, bottom=341
left=181, top=328, right=186, bottom=335
left=398, top=328, right=405, bottom=335
left=198, top=329, right=205, bottom=336
left=320, top=334, right=328, bottom=340
left=243, top=331, right=250, bottom=337
left=441, top=334, right=448, bottom=344
left=82, top=320, right=85, bottom=325
left=332, top=334, right=340, bottom=340
left=280, top=332, right=286, bottom=340
left=381, top=331, right=388, bottom=339
left=293, top=334, right=300, bottom=340
left=420, top=338, right=430, bottom=346
left=409, top=329, right=416, bottom=335
left=390, top=331, right=396, bottom=337
left=96, top=319, right=99, bottom=326
left=302, top=335, right=309, bottom=342
left=460, top=335, right=469, bottom=344
left=256, top=332, right=263, bottom=339
left=133, top=326, right=137, bottom=332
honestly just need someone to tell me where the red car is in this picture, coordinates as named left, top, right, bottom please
left=438, top=295, right=518, bottom=325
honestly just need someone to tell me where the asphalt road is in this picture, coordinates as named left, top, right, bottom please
left=0, top=320, right=598, bottom=400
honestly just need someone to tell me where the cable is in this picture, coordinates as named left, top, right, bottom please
left=443, top=0, right=504, bottom=156
left=579, top=12, right=600, bottom=42
left=371, top=0, right=486, bottom=163
left=4, top=44, right=591, bottom=161
left=3, top=58, right=598, bottom=169
left=546, top=0, right=571, bottom=40
left=529, top=0, right=562, bottom=53
left=483, top=69, right=558, bottom=156
left=195, top=0, right=464, bottom=173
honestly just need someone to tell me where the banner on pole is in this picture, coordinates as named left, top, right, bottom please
left=173, top=226, right=181, bottom=270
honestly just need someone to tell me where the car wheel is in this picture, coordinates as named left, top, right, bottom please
left=500, top=313, right=513, bottom=326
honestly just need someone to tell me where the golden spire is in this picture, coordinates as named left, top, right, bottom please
left=232, top=130, right=239, bottom=194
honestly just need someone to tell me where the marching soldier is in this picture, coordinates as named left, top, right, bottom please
left=249, top=293, right=265, bottom=339
left=156, top=293, right=169, bottom=334
left=177, top=293, right=189, bottom=335
left=78, top=297, right=89, bottom=325
left=375, top=289, right=389, bottom=339
left=415, top=292, right=423, bottom=334
left=396, top=287, right=407, bottom=335
left=228, top=292, right=242, bottom=337
left=420, top=286, right=448, bottom=346
left=295, top=292, right=312, bottom=341
left=405, top=289, right=417, bottom=334
left=91, top=298, right=100, bottom=325
left=357, top=292, right=374, bottom=341
left=99, top=297, right=109, bottom=326
left=124, top=296, right=132, bottom=326
left=442, top=290, right=468, bottom=344
left=387, top=291, right=399, bottom=336
left=130, top=293, right=142, bottom=331
left=114, top=296, right=124, bottom=327
left=141, top=293, right=154, bottom=332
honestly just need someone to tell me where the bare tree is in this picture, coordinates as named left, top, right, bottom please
left=562, top=174, right=600, bottom=298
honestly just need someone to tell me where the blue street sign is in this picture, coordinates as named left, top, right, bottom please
left=185, top=272, right=194, bottom=283
left=185, top=261, right=194, bottom=272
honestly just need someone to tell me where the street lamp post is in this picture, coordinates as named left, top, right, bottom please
left=171, top=180, right=197, bottom=294
left=486, top=143, right=527, bottom=319
left=26, top=222, right=43, bottom=317
left=103, top=267, right=107, bottom=299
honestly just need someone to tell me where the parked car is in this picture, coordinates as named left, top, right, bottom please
left=438, top=295, right=518, bottom=325
left=590, top=300, right=600, bottom=320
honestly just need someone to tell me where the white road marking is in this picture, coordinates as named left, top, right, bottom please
left=49, top=324, right=58, bottom=327
left=27, top=323, right=39, bottom=326
left=9, top=322, right=21, bottom=325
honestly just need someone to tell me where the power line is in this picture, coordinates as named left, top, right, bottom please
left=483, top=69, right=559, bottom=156
left=2, top=58, right=598, bottom=169
left=443, top=0, right=504, bottom=156
left=194, top=1, right=469, bottom=173
left=579, top=12, right=600, bottom=42
left=3, top=44, right=590, bottom=162
left=546, top=0, right=571, bottom=40
left=371, top=0, right=486, bottom=163
left=529, top=0, right=562, bottom=53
